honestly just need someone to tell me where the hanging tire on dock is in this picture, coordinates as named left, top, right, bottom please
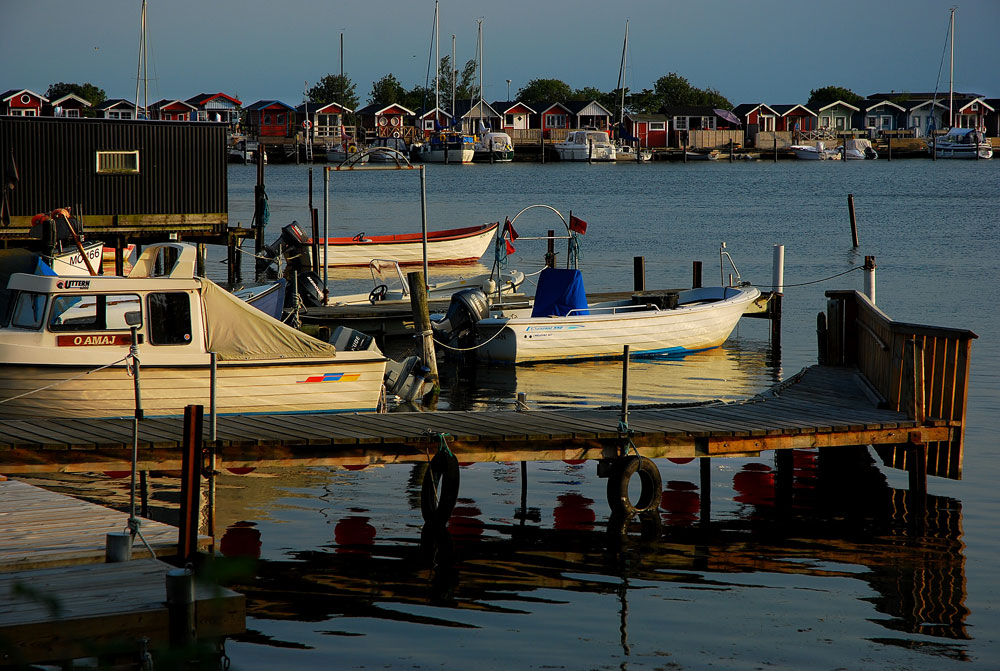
left=421, top=450, right=460, bottom=524
left=606, top=456, right=662, bottom=515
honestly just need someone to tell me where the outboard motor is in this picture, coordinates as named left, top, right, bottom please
left=330, top=326, right=429, bottom=404
left=431, top=288, right=490, bottom=346
left=280, top=222, right=312, bottom=271
left=295, top=270, right=326, bottom=307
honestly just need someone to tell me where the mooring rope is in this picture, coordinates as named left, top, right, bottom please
left=754, top=265, right=862, bottom=290
left=432, top=325, right=508, bottom=352
left=0, top=356, right=129, bottom=405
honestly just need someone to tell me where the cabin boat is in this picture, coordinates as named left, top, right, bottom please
left=434, top=268, right=760, bottom=364
left=790, top=142, right=842, bottom=160
left=0, top=243, right=386, bottom=419
left=473, top=131, right=514, bottom=162
left=412, top=132, right=475, bottom=163
left=843, top=138, right=878, bottom=160
left=932, top=128, right=993, bottom=159
left=554, top=130, right=617, bottom=162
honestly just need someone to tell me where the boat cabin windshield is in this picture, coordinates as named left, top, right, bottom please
left=49, top=294, right=142, bottom=331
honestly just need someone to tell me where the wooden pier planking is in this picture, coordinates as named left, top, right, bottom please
left=0, top=560, right=244, bottom=666
left=0, top=479, right=209, bottom=571
left=0, top=365, right=953, bottom=472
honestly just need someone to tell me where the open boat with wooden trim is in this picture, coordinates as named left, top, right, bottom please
left=0, top=243, right=386, bottom=419
left=284, top=220, right=499, bottom=267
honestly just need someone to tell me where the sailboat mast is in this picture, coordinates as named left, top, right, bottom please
left=434, top=0, right=439, bottom=120
left=948, top=6, right=955, bottom=128
left=134, top=0, right=148, bottom=118
left=618, top=20, right=629, bottom=127
left=451, top=34, right=456, bottom=120
left=478, top=19, right=484, bottom=129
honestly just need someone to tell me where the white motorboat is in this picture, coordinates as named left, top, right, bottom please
left=328, top=258, right=524, bottom=306
left=554, top=130, right=617, bottom=162
left=615, top=145, right=652, bottom=162
left=47, top=240, right=105, bottom=275
left=327, top=139, right=369, bottom=164
left=474, top=131, right=514, bottom=162
left=0, top=243, right=386, bottom=419
left=843, top=139, right=878, bottom=160
left=366, top=137, right=410, bottom=163
left=412, top=132, right=476, bottom=164
left=790, top=142, right=841, bottom=160
left=932, top=128, right=993, bottom=159
left=434, top=268, right=760, bottom=364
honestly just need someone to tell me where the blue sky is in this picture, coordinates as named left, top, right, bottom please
left=3, top=0, right=997, bottom=107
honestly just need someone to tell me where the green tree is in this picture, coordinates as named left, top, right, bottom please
left=44, top=82, right=106, bottom=115
left=807, top=85, right=863, bottom=108
left=436, top=56, right=478, bottom=110
left=307, top=74, right=359, bottom=110
left=369, top=74, right=406, bottom=105
left=652, top=73, right=731, bottom=109
left=516, top=78, right=572, bottom=105
left=629, top=88, right=662, bottom=115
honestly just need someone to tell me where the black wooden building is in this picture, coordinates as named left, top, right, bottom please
left=0, top=116, right=240, bottom=255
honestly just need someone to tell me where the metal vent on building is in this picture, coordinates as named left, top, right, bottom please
left=96, top=150, right=140, bottom=174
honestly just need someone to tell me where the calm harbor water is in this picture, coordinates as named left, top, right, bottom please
left=36, top=158, right=1000, bottom=669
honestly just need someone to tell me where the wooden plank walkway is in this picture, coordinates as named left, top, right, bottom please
left=0, top=479, right=243, bottom=666
left=0, top=365, right=953, bottom=473
left=0, top=478, right=209, bottom=571
left=0, top=559, right=244, bottom=665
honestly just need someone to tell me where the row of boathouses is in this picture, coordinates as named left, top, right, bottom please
left=3, top=87, right=998, bottom=155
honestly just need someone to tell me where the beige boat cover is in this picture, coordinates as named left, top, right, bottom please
left=201, top=279, right=338, bottom=360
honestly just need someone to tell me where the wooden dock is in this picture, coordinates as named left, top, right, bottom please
left=0, top=365, right=955, bottom=473
left=0, top=479, right=244, bottom=667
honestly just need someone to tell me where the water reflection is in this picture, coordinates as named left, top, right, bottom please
left=220, top=447, right=968, bottom=658
left=439, top=342, right=779, bottom=411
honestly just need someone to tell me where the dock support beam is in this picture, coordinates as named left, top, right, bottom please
left=178, top=405, right=203, bottom=565
left=408, top=271, right=439, bottom=400
left=699, top=457, right=711, bottom=525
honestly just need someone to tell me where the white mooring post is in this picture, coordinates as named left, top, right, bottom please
left=864, top=255, right=876, bottom=304
left=772, top=244, right=785, bottom=294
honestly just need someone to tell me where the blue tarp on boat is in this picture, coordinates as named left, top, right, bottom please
left=531, top=268, right=589, bottom=317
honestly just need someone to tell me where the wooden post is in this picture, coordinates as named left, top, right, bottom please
left=490, top=138, right=495, bottom=164
left=310, top=207, right=320, bottom=272
left=729, top=138, right=734, bottom=163
left=908, top=445, right=928, bottom=495
left=770, top=292, right=782, bottom=352
left=115, top=236, right=125, bottom=277
left=166, top=567, right=196, bottom=647
left=773, top=135, right=778, bottom=162
left=775, top=449, right=793, bottom=513
left=178, top=405, right=203, bottom=565
left=848, top=193, right=859, bottom=247
left=887, top=134, right=892, bottom=161
left=196, top=243, right=206, bottom=277
left=545, top=229, right=555, bottom=268
left=692, top=260, right=702, bottom=288
left=407, top=271, right=439, bottom=390
left=253, top=148, right=267, bottom=280
left=932, top=134, right=936, bottom=161
left=683, top=132, right=688, bottom=163
left=816, top=311, right=828, bottom=364
left=633, top=256, right=645, bottom=291
left=699, top=457, right=711, bottom=525
left=588, top=138, right=593, bottom=164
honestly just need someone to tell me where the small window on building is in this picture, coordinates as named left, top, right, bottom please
left=147, top=293, right=192, bottom=345
left=96, top=150, right=140, bottom=174
left=263, top=113, right=271, bottom=125
left=674, top=117, right=688, bottom=131
left=835, top=116, right=846, bottom=130
left=648, top=121, right=665, bottom=131
left=65, top=109, right=80, bottom=118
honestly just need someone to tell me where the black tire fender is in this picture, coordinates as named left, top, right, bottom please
left=607, top=456, right=662, bottom=515
left=421, top=450, right=460, bottom=524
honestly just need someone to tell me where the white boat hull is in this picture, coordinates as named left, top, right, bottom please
left=317, top=226, right=497, bottom=267
left=933, top=143, right=993, bottom=159
left=416, top=147, right=475, bottom=163
left=554, top=145, right=617, bottom=161
left=473, top=286, right=760, bottom=364
left=0, top=356, right=386, bottom=419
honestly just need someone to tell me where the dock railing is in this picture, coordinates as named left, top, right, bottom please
left=824, top=290, right=977, bottom=480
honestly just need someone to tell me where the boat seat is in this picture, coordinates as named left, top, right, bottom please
left=530, top=268, right=589, bottom=317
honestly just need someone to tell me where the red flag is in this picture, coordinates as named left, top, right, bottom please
left=569, top=214, right=587, bottom=234
left=505, top=238, right=516, bottom=254
left=504, top=217, right=519, bottom=241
